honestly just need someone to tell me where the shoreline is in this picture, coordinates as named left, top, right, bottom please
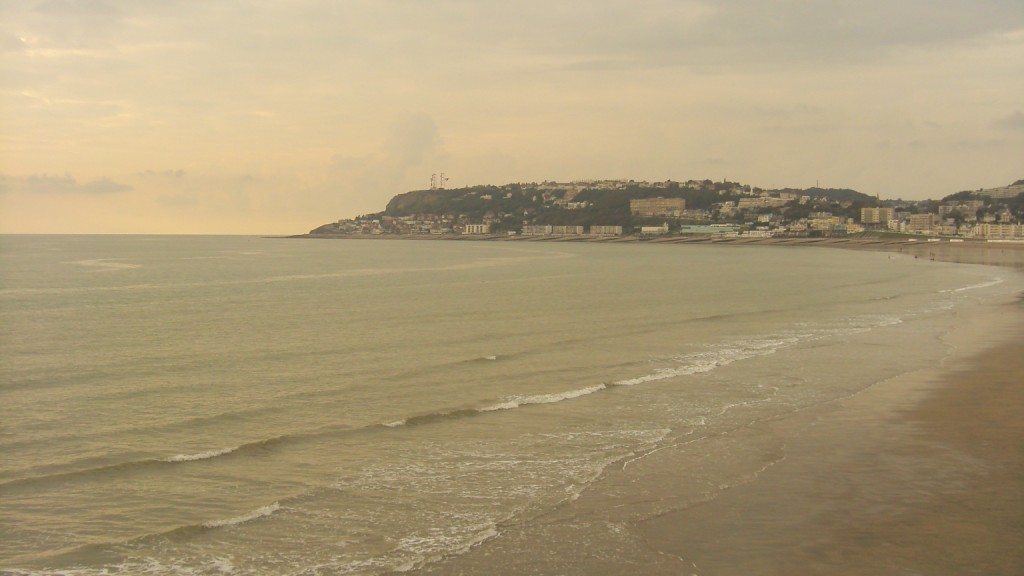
left=637, top=314, right=1024, bottom=575
left=398, top=235, right=1024, bottom=574
left=292, top=232, right=1024, bottom=270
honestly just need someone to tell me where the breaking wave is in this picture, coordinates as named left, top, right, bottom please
left=481, top=384, right=607, bottom=412
left=202, top=502, right=281, bottom=529
left=164, top=446, right=240, bottom=462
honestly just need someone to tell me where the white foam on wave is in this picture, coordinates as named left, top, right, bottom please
left=614, top=337, right=797, bottom=387
left=165, top=446, right=239, bottom=462
left=66, top=258, right=142, bottom=271
left=481, top=384, right=607, bottom=412
left=392, top=523, right=500, bottom=573
left=383, top=419, right=407, bottom=428
left=616, top=312, right=917, bottom=389
left=202, top=502, right=280, bottom=529
left=944, top=277, right=1004, bottom=293
left=210, top=556, right=235, bottom=574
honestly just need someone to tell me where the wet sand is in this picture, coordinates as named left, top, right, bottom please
left=636, top=245, right=1024, bottom=575
left=639, top=324, right=1024, bottom=575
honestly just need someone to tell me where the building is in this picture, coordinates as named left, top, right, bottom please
left=907, top=213, right=938, bottom=234
left=737, top=197, right=788, bottom=209
left=977, top=223, right=1023, bottom=239
left=679, top=224, right=741, bottom=235
left=630, top=197, right=685, bottom=217
left=588, top=225, right=622, bottom=236
left=550, top=225, right=584, bottom=235
left=860, top=207, right=894, bottom=225
left=640, top=223, right=670, bottom=235
left=522, top=225, right=553, bottom=236
left=976, top=184, right=1024, bottom=199
left=462, top=223, right=491, bottom=235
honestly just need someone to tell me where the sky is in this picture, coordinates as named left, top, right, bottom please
left=1, top=0, right=1023, bottom=234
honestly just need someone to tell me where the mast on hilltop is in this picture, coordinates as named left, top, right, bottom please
left=429, top=173, right=449, bottom=190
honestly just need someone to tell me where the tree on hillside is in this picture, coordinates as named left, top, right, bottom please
left=941, top=190, right=977, bottom=202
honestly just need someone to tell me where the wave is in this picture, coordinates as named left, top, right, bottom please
left=164, top=446, right=240, bottom=462
left=0, top=437, right=288, bottom=492
left=3, top=314, right=913, bottom=493
left=943, top=276, right=1004, bottom=293
left=612, top=336, right=799, bottom=387
left=65, top=258, right=142, bottom=271
left=8, top=501, right=291, bottom=573
left=382, top=384, right=610, bottom=428
left=380, top=313, right=909, bottom=430
left=399, top=408, right=481, bottom=427
left=202, top=502, right=281, bottom=529
left=481, top=384, right=607, bottom=412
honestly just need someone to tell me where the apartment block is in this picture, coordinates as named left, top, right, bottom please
left=907, top=213, right=938, bottom=233
left=630, top=197, right=685, bottom=217
left=860, top=207, right=894, bottom=225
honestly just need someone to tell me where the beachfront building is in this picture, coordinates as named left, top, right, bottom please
left=860, top=207, right=894, bottom=225
left=630, top=197, right=685, bottom=217
left=589, top=225, right=623, bottom=236
left=976, top=223, right=1023, bottom=239
left=640, top=223, right=670, bottom=235
left=551, top=225, right=584, bottom=235
left=908, top=213, right=939, bottom=234
left=522, top=225, right=553, bottom=236
left=679, top=224, right=742, bottom=235
left=462, top=223, right=491, bottom=235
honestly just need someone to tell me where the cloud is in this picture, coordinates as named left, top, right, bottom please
left=0, top=32, right=25, bottom=53
left=139, top=169, right=186, bottom=178
left=534, top=0, right=1024, bottom=71
left=156, top=193, right=198, bottom=207
left=383, top=114, right=442, bottom=169
left=325, top=114, right=445, bottom=212
left=0, top=174, right=132, bottom=194
left=992, top=110, right=1024, bottom=131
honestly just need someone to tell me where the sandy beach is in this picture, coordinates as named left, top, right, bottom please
left=399, top=238, right=1024, bottom=575
left=638, top=325, right=1024, bottom=575
left=636, top=242, right=1024, bottom=575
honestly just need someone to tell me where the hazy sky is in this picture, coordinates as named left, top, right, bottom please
left=2, top=0, right=1023, bottom=234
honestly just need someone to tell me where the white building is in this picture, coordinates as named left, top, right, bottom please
left=463, top=223, right=491, bottom=235
left=589, top=225, right=623, bottom=236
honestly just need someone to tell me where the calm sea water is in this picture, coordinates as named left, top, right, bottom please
left=1, top=235, right=1018, bottom=575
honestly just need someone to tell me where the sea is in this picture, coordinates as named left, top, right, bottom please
left=1, top=234, right=1020, bottom=575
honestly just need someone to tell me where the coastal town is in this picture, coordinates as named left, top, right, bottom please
left=309, top=178, right=1024, bottom=242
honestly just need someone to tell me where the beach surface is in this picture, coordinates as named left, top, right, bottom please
left=407, top=240, right=1024, bottom=575
left=638, top=311, right=1024, bottom=575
